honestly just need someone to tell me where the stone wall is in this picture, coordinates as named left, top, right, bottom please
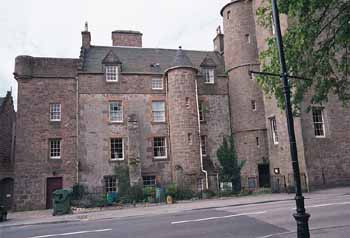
left=14, top=57, right=78, bottom=210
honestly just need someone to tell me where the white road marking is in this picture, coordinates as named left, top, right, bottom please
left=291, top=201, right=350, bottom=210
left=256, top=231, right=294, bottom=238
left=171, top=211, right=266, bottom=224
left=26, top=228, right=112, bottom=238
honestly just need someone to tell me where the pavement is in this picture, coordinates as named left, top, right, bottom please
left=1, top=187, right=350, bottom=238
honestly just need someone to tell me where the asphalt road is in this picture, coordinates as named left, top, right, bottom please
left=2, top=193, right=350, bottom=238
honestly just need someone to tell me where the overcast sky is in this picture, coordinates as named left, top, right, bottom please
left=0, top=0, right=229, bottom=108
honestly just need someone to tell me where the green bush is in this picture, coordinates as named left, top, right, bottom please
left=72, top=183, right=85, bottom=200
left=143, top=186, right=156, bottom=197
left=165, top=183, right=177, bottom=197
left=128, top=184, right=144, bottom=202
left=175, top=188, right=194, bottom=200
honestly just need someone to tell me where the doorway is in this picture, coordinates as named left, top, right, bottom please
left=0, top=178, right=14, bottom=210
left=46, top=177, right=63, bottom=209
left=258, top=164, right=271, bottom=188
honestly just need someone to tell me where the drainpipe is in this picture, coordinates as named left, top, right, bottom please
left=75, top=76, right=79, bottom=184
left=195, top=79, right=208, bottom=190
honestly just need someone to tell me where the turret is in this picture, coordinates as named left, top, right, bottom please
left=165, top=47, right=202, bottom=191
left=220, top=0, right=269, bottom=187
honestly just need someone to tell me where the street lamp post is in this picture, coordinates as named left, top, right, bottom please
left=251, top=0, right=311, bottom=237
left=271, top=0, right=311, bottom=237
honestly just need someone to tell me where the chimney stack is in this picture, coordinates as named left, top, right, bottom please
left=82, top=21, right=91, bottom=49
left=112, top=30, right=142, bottom=47
left=213, top=26, right=224, bottom=54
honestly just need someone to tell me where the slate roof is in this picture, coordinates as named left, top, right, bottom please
left=82, top=46, right=226, bottom=74
left=170, top=47, right=194, bottom=68
left=0, top=98, right=4, bottom=110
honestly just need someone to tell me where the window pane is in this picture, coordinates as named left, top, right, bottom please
left=105, top=66, right=118, bottom=81
left=105, top=176, right=118, bottom=193
left=143, top=176, right=156, bottom=187
left=50, top=103, right=61, bottom=121
left=153, top=137, right=166, bottom=158
left=152, top=101, right=165, bottom=122
left=50, top=139, right=61, bottom=159
left=270, top=118, right=278, bottom=144
left=199, top=102, right=205, bottom=121
left=109, top=102, right=123, bottom=122
left=111, top=138, right=123, bottom=160
left=312, top=107, right=325, bottom=137
left=152, top=78, right=163, bottom=90
left=201, top=136, right=207, bottom=156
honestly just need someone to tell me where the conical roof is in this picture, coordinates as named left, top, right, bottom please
left=165, top=47, right=197, bottom=74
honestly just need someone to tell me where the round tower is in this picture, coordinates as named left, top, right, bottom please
left=165, top=47, right=203, bottom=191
left=221, top=0, right=269, bottom=186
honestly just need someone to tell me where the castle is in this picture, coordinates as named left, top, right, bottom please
left=7, top=0, right=350, bottom=211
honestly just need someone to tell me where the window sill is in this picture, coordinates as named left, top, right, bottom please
left=154, top=157, right=167, bottom=160
left=204, top=82, right=215, bottom=85
left=110, top=158, right=124, bottom=162
left=106, top=80, right=119, bottom=83
left=200, top=120, right=206, bottom=124
left=50, top=120, right=61, bottom=123
left=315, top=136, right=326, bottom=139
left=151, top=121, right=167, bottom=124
left=109, top=121, right=124, bottom=124
left=50, top=157, right=61, bottom=160
left=152, top=88, right=164, bottom=90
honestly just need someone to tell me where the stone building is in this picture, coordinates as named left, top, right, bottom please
left=12, top=0, right=350, bottom=210
left=0, top=91, right=16, bottom=209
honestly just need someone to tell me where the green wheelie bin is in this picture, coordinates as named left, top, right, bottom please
left=52, top=189, right=72, bottom=216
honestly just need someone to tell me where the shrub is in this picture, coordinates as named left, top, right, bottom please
left=175, top=188, right=194, bottom=200
left=128, top=184, right=144, bottom=202
left=72, top=183, right=85, bottom=200
left=165, top=183, right=177, bottom=197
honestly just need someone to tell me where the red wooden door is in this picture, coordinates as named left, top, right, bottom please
left=46, top=177, right=63, bottom=209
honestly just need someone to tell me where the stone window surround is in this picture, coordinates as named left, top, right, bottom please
left=153, top=137, right=167, bottom=159
left=49, top=138, right=61, bottom=159
left=109, top=101, right=123, bottom=123
left=49, top=103, right=61, bottom=122
left=151, top=77, right=163, bottom=90
left=105, top=65, right=119, bottom=82
left=199, top=101, right=206, bottom=122
left=110, top=138, right=124, bottom=161
left=312, top=106, right=326, bottom=138
left=269, top=116, right=279, bottom=145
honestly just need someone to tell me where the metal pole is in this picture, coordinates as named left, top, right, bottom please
left=271, top=0, right=310, bottom=237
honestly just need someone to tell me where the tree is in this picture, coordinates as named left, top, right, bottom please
left=217, top=136, right=245, bottom=193
left=256, top=0, right=350, bottom=112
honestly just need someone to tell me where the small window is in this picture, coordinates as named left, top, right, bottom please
left=49, top=139, right=61, bottom=159
left=270, top=117, right=279, bottom=144
left=256, top=137, right=260, bottom=147
left=201, top=135, right=207, bottom=157
left=109, top=101, right=123, bottom=122
left=50, top=103, right=61, bottom=121
left=227, top=10, right=231, bottom=20
left=199, top=102, right=205, bottom=121
left=143, top=176, right=156, bottom=188
left=152, top=78, right=163, bottom=90
left=188, top=133, right=192, bottom=144
left=203, top=68, right=215, bottom=84
left=105, top=65, right=118, bottom=82
left=312, top=107, right=325, bottom=137
left=152, top=101, right=166, bottom=122
left=111, top=138, right=124, bottom=160
left=251, top=100, right=257, bottom=111
left=154, top=137, right=167, bottom=159
left=185, top=97, right=190, bottom=108
left=245, top=34, right=251, bottom=44
left=104, top=176, right=118, bottom=193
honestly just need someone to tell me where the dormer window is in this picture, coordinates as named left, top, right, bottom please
left=203, top=68, right=215, bottom=84
left=105, top=65, right=118, bottom=82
